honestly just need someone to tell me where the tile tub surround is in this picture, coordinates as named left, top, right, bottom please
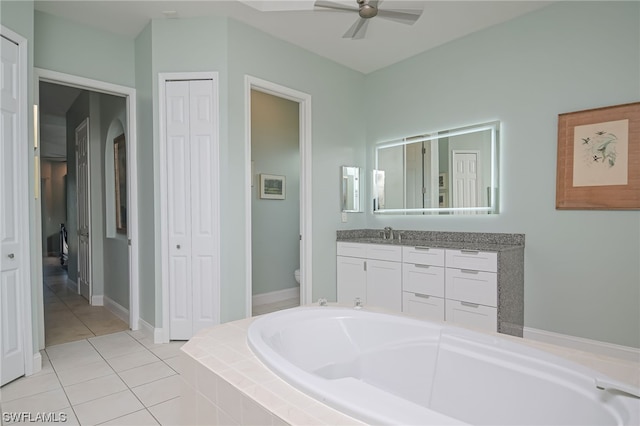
left=180, top=306, right=640, bottom=426
left=337, top=229, right=525, bottom=337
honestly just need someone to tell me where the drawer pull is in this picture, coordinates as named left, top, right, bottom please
left=414, top=246, right=431, bottom=251
left=414, top=293, right=430, bottom=299
left=461, top=250, right=479, bottom=254
left=414, top=264, right=431, bottom=269
left=460, top=301, right=480, bottom=308
left=460, top=269, right=479, bottom=274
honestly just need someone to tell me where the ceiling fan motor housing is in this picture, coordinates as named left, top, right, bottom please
left=357, top=0, right=378, bottom=19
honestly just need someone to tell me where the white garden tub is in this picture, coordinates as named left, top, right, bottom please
left=247, top=306, right=639, bottom=425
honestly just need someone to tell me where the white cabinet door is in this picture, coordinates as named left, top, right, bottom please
left=367, top=260, right=402, bottom=311
left=336, top=256, right=366, bottom=305
left=403, top=292, right=445, bottom=321
left=445, top=300, right=497, bottom=332
left=167, top=80, right=219, bottom=340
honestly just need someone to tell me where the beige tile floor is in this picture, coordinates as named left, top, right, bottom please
left=252, top=297, right=299, bottom=316
left=0, top=331, right=186, bottom=425
left=42, top=257, right=129, bottom=346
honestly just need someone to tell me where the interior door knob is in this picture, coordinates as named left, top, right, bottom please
left=176, top=245, right=181, bottom=249
left=8, top=253, right=15, bottom=259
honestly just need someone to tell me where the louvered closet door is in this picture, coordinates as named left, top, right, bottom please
left=166, top=80, right=218, bottom=340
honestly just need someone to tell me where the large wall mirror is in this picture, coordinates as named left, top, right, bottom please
left=373, top=121, right=499, bottom=215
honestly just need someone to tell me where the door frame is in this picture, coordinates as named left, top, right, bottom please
left=244, top=76, right=313, bottom=316
left=1, top=25, right=36, bottom=377
left=34, top=68, right=140, bottom=335
left=451, top=149, right=482, bottom=209
left=158, top=72, right=221, bottom=343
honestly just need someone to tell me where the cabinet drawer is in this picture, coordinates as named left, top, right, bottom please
left=402, top=263, right=444, bottom=297
left=445, top=250, right=497, bottom=272
left=445, top=300, right=497, bottom=332
left=337, top=242, right=367, bottom=258
left=403, top=292, right=444, bottom=322
left=366, top=244, right=402, bottom=262
left=445, top=268, right=497, bottom=307
left=402, top=246, right=445, bottom=266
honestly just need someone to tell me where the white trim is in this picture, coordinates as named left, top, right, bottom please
left=159, top=72, right=221, bottom=343
left=1, top=25, right=36, bottom=377
left=523, top=327, right=640, bottom=362
left=104, top=296, right=130, bottom=324
left=244, top=76, right=313, bottom=318
left=34, top=68, right=140, bottom=331
left=137, top=317, right=156, bottom=342
left=75, top=118, right=92, bottom=299
left=90, top=295, right=104, bottom=306
left=252, top=287, right=301, bottom=307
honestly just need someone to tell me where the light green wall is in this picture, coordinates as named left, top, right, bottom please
left=365, top=1, right=640, bottom=348
left=251, top=90, right=300, bottom=296
left=134, top=23, right=155, bottom=326
left=33, top=11, right=134, bottom=87
left=227, top=19, right=367, bottom=319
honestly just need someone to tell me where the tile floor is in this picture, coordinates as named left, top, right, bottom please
left=42, top=257, right=129, bottom=346
left=252, top=298, right=299, bottom=316
left=0, top=331, right=186, bottom=426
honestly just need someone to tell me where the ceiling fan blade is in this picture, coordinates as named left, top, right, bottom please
left=343, top=17, right=369, bottom=39
left=376, top=8, right=422, bottom=25
left=314, top=0, right=359, bottom=13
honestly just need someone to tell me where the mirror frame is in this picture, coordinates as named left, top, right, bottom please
left=341, top=166, right=362, bottom=213
left=373, top=121, right=500, bottom=215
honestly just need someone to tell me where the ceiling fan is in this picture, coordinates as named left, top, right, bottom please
left=314, top=0, right=423, bottom=39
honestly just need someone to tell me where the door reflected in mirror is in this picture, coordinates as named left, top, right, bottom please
left=342, top=166, right=362, bottom=212
left=373, top=121, right=499, bottom=215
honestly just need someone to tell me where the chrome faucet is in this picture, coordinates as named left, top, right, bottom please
left=384, top=226, right=394, bottom=240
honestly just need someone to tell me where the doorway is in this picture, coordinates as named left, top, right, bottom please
left=245, top=76, right=313, bottom=317
left=35, top=69, right=140, bottom=350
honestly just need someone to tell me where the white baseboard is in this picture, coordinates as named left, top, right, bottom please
left=31, top=351, right=42, bottom=375
left=104, top=296, right=130, bottom=324
left=523, top=327, right=640, bottom=362
left=253, top=286, right=300, bottom=307
left=137, top=317, right=164, bottom=343
left=91, top=295, right=104, bottom=306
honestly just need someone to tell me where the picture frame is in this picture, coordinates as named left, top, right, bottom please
left=439, top=191, right=448, bottom=208
left=260, top=174, right=285, bottom=200
left=556, top=102, right=639, bottom=210
left=113, top=133, right=127, bottom=233
left=438, top=173, right=447, bottom=190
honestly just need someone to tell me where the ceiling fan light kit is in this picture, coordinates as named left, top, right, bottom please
left=314, top=0, right=423, bottom=39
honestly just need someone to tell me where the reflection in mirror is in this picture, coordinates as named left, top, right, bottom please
left=373, top=121, right=499, bottom=215
left=341, top=166, right=362, bottom=212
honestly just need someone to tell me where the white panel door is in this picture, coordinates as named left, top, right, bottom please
left=76, top=118, right=91, bottom=300
left=1, top=35, right=24, bottom=385
left=167, top=80, right=218, bottom=340
left=452, top=151, right=480, bottom=211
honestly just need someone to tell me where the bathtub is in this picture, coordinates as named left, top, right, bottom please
left=247, top=306, right=639, bottom=426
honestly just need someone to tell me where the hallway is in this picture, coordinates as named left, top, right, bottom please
left=42, top=257, right=128, bottom=346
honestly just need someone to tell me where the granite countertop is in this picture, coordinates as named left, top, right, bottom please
left=336, top=229, right=525, bottom=252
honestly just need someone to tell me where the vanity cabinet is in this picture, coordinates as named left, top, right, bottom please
left=336, top=243, right=402, bottom=311
left=401, top=247, right=445, bottom=321
left=444, top=250, right=498, bottom=332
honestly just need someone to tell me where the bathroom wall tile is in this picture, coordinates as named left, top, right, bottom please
left=180, top=352, right=199, bottom=386
left=263, top=379, right=316, bottom=409
left=304, top=400, right=366, bottom=425
left=195, top=392, right=218, bottom=426
left=208, top=345, right=247, bottom=366
left=216, top=378, right=243, bottom=424
left=217, top=366, right=256, bottom=390
left=195, top=362, right=217, bottom=403
left=216, top=404, right=239, bottom=426
left=234, top=359, right=277, bottom=384
left=273, top=404, right=324, bottom=426
left=199, top=354, right=228, bottom=374
left=243, top=384, right=288, bottom=411
left=241, top=396, right=274, bottom=426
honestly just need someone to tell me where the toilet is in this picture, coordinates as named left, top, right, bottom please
left=294, top=269, right=300, bottom=284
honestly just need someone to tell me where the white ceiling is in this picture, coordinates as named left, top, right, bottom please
left=33, top=0, right=553, bottom=74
